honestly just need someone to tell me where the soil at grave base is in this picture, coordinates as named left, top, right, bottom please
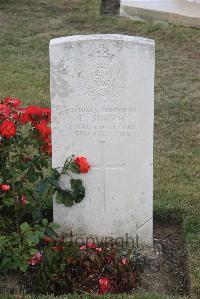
left=101, top=0, right=120, bottom=16
left=0, top=219, right=190, bottom=296
left=139, top=219, right=191, bottom=296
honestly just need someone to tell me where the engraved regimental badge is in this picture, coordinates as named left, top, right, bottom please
left=78, top=44, right=127, bottom=102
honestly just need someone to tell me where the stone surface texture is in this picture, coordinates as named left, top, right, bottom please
left=121, top=0, right=200, bottom=28
left=50, top=34, right=155, bottom=246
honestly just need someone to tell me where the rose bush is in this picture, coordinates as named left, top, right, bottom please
left=0, top=97, right=90, bottom=273
left=0, top=97, right=53, bottom=241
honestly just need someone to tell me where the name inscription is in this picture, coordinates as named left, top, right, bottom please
left=63, top=105, right=136, bottom=138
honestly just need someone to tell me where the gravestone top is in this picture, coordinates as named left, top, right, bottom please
left=50, top=34, right=155, bottom=246
left=50, top=34, right=154, bottom=46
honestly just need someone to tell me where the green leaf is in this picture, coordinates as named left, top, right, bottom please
left=22, top=254, right=29, bottom=260
left=73, top=188, right=85, bottom=203
left=29, top=248, right=38, bottom=256
left=32, top=208, right=43, bottom=223
left=34, top=159, right=42, bottom=171
left=19, top=262, right=29, bottom=272
left=27, top=234, right=39, bottom=246
left=30, top=191, right=40, bottom=202
left=68, top=162, right=80, bottom=174
left=20, top=222, right=31, bottom=233
left=41, top=159, right=49, bottom=168
left=47, top=177, right=60, bottom=189
left=0, top=236, right=8, bottom=248
left=27, top=172, right=38, bottom=183
left=52, top=169, right=60, bottom=179
left=48, top=222, right=60, bottom=230
left=3, top=197, right=15, bottom=206
left=55, top=190, right=74, bottom=207
left=70, top=179, right=85, bottom=203
left=35, top=230, right=45, bottom=239
left=55, top=190, right=64, bottom=204
left=42, top=218, right=48, bottom=227
left=0, top=177, right=3, bottom=184
left=23, top=161, right=32, bottom=169
left=0, top=256, right=13, bottom=270
left=36, top=179, right=51, bottom=194
left=71, top=179, right=82, bottom=189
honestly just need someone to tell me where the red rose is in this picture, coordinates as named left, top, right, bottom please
left=99, top=277, right=109, bottom=286
left=19, top=109, right=31, bottom=124
left=3, top=97, right=21, bottom=108
left=0, top=120, right=16, bottom=139
left=26, top=106, right=42, bottom=117
left=95, top=247, right=102, bottom=253
left=0, top=104, right=11, bottom=119
left=0, top=184, right=10, bottom=191
left=35, top=122, right=51, bottom=138
left=41, top=108, right=51, bottom=121
left=21, top=195, right=27, bottom=205
left=121, top=257, right=128, bottom=265
left=28, top=252, right=42, bottom=266
left=41, top=108, right=51, bottom=115
left=43, top=236, right=54, bottom=243
left=106, top=255, right=114, bottom=265
left=86, top=243, right=96, bottom=249
left=80, top=245, right=87, bottom=250
left=43, top=137, right=51, bottom=144
left=46, top=142, right=52, bottom=156
left=74, top=156, right=90, bottom=173
left=10, top=112, right=20, bottom=121
left=40, top=142, right=52, bottom=156
left=99, top=277, right=110, bottom=294
left=37, top=119, right=49, bottom=126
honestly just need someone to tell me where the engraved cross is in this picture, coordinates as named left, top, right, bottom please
left=92, top=141, right=126, bottom=209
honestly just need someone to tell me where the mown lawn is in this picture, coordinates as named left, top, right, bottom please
left=0, top=0, right=199, bottom=298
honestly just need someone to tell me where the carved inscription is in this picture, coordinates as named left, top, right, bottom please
left=63, top=105, right=136, bottom=138
left=78, top=45, right=127, bottom=101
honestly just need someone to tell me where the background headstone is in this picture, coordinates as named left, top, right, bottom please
left=50, top=34, right=155, bottom=246
left=120, top=0, right=200, bottom=29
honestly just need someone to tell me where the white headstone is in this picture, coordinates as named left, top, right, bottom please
left=121, top=1, right=200, bottom=29
left=50, top=34, right=155, bottom=246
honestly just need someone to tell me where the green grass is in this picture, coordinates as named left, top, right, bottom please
left=0, top=0, right=200, bottom=298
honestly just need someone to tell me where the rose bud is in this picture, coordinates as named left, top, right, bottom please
left=1, top=184, right=10, bottom=191
left=21, top=195, right=27, bottom=205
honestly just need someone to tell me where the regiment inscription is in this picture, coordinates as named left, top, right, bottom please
left=63, top=105, right=136, bottom=138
